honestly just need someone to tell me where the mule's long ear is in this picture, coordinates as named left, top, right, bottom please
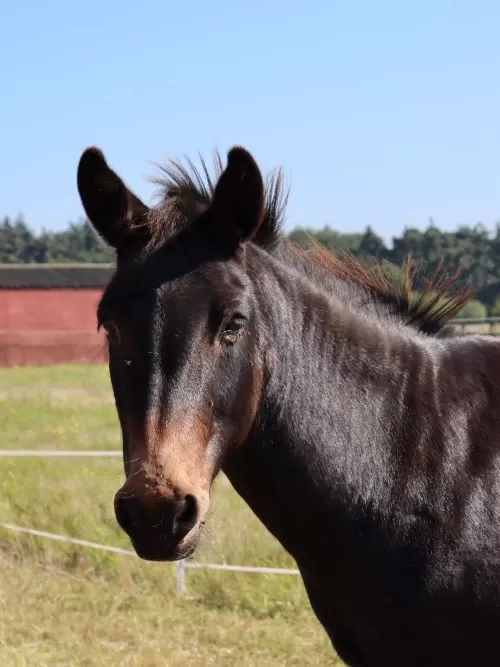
left=77, top=147, right=150, bottom=250
left=204, top=146, right=265, bottom=249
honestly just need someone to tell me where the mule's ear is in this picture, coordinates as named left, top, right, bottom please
left=77, top=147, right=150, bottom=250
left=205, top=147, right=265, bottom=248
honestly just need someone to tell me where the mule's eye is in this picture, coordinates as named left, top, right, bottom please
left=220, top=314, right=246, bottom=345
left=101, top=321, right=121, bottom=345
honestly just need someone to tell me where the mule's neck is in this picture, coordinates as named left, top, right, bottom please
left=223, top=248, right=441, bottom=566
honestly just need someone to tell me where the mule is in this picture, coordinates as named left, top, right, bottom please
left=77, top=145, right=500, bottom=666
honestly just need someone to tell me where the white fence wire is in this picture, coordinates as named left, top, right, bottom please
left=0, top=449, right=300, bottom=593
left=0, top=450, right=121, bottom=457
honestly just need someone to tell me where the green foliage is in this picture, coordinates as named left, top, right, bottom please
left=458, top=300, right=488, bottom=319
left=0, top=215, right=114, bottom=264
left=491, top=296, right=500, bottom=317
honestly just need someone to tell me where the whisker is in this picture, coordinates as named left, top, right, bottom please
left=126, top=466, right=144, bottom=480
left=115, top=489, right=137, bottom=500
left=123, top=456, right=142, bottom=469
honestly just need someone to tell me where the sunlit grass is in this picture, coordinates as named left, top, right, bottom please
left=0, top=364, right=117, bottom=450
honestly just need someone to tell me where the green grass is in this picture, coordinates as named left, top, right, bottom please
left=0, top=364, right=117, bottom=451
left=0, top=364, right=342, bottom=666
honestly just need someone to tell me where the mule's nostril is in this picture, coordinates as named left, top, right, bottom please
left=173, top=494, right=199, bottom=537
left=115, top=490, right=201, bottom=549
left=115, top=495, right=141, bottom=536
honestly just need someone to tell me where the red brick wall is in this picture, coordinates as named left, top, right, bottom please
left=0, top=288, right=108, bottom=367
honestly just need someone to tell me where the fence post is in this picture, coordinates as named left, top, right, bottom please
left=175, top=559, right=186, bottom=595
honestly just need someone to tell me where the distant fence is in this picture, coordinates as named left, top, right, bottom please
left=0, top=449, right=300, bottom=594
left=451, top=317, right=500, bottom=336
left=0, top=329, right=107, bottom=367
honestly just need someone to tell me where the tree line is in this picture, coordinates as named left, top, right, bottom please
left=2, top=214, right=500, bottom=318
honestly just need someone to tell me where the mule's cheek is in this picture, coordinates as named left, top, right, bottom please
left=215, top=353, right=264, bottom=448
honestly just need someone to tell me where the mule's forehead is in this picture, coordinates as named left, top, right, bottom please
left=98, top=250, right=252, bottom=326
left=98, top=270, right=155, bottom=322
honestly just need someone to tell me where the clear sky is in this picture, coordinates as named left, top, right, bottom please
left=2, top=0, right=499, bottom=243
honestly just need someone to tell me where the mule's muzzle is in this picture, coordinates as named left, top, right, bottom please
left=114, top=492, right=201, bottom=561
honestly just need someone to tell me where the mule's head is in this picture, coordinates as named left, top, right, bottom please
left=77, top=145, right=273, bottom=560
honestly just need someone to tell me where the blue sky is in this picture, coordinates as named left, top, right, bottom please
left=2, top=0, right=499, bottom=243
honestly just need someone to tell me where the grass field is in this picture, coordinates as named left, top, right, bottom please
left=0, top=364, right=341, bottom=666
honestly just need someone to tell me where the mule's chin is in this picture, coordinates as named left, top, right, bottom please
left=131, top=531, right=200, bottom=562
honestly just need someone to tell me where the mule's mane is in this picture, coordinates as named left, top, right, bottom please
left=290, top=242, right=476, bottom=334
left=147, top=151, right=474, bottom=334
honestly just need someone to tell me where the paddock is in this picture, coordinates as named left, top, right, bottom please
left=0, top=363, right=338, bottom=665
left=1, top=263, right=500, bottom=664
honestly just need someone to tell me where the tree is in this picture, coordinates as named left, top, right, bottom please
left=458, top=300, right=488, bottom=320
left=0, top=216, right=113, bottom=264
left=357, top=225, right=387, bottom=260
left=489, top=296, right=500, bottom=317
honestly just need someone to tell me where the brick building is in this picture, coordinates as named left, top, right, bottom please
left=0, top=264, right=114, bottom=367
